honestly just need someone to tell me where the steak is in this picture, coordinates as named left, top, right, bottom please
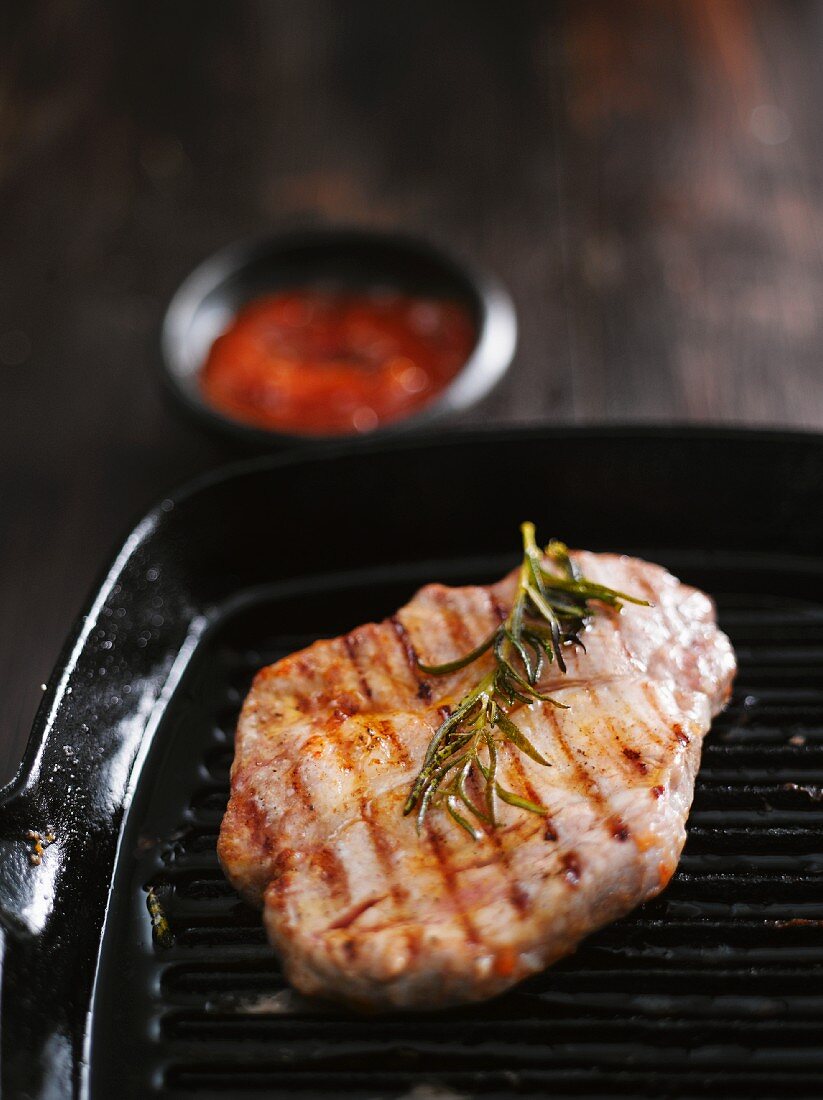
left=218, top=552, right=736, bottom=1008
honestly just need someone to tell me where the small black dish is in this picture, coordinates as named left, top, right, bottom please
left=161, top=227, right=517, bottom=447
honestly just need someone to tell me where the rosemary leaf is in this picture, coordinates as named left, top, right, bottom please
left=403, top=523, right=648, bottom=837
left=417, top=630, right=497, bottom=675
left=495, top=783, right=549, bottom=816
left=447, top=795, right=484, bottom=840
left=494, top=711, right=551, bottom=766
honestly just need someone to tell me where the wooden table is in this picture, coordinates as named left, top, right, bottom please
left=2, top=0, right=822, bottom=782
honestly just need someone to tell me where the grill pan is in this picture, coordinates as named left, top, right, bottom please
left=2, top=426, right=823, bottom=1099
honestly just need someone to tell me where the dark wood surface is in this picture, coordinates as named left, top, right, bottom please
left=2, top=0, right=823, bottom=783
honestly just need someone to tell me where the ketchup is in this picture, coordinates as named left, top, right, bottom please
left=199, top=289, right=476, bottom=436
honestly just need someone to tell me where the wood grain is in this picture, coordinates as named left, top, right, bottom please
left=1, top=0, right=822, bottom=781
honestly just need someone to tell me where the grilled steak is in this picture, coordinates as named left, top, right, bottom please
left=218, top=552, right=736, bottom=1009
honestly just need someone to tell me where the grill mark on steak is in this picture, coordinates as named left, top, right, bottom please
left=296, top=715, right=358, bottom=910
left=374, top=718, right=412, bottom=768
left=591, top=674, right=666, bottom=753
left=288, top=657, right=319, bottom=713
left=487, top=828, right=531, bottom=915
left=621, top=744, right=649, bottom=775
left=373, top=619, right=425, bottom=697
left=312, top=847, right=352, bottom=897
left=424, top=824, right=481, bottom=946
left=341, top=635, right=413, bottom=768
left=606, top=714, right=653, bottom=780
left=626, top=706, right=667, bottom=752
left=434, top=587, right=477, bottom=653
left=326, top=668, right=412, bottom=936
left=287, top=761, right=350, bottom=907
left=333, top=640, right=418, bottom=941
left=358, top=797, right=410, bottom=934
left=389, top=614, right=437, bottom=712
left=390, top=616, right=432, bottom=704
left=390, top=615, right=420, bottom=669
left=342, top=634, right=372, bottom=700
left=506, top=750, right=551, bottom=822
left=640, top=681, right=686, bottom=748
left=267, top=848, right=298, bottom=907
left=545, top=705, right=631, bottom=844
left=461, top=764, right=531, bottom=918
left=328, top=893, right=388, bottom=930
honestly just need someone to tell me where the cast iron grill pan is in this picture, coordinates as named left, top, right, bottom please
left=1, top=428, right=822, bottom=1099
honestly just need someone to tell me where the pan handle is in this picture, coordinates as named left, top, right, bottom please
left=0, top=789, right=54, bottom=938
left=0, top=786, right=83, bottom=1099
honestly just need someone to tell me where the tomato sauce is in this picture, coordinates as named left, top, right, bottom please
left=199, top=289, right=476, bottom=436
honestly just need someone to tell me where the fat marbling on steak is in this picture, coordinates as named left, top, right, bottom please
left=218, top=551, right=736, bottom=1009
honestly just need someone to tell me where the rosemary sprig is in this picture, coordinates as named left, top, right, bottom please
left=403, top=522, right=649, bottom=838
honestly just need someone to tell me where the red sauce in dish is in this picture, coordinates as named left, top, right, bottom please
left=199, top=289, right=476, bottom=436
